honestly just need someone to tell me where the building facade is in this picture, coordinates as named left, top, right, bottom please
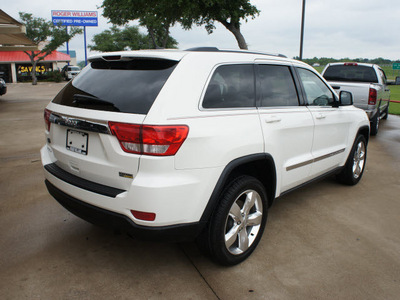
left=0, top=51, right=70, bottom=83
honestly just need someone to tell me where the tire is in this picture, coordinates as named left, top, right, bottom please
left=197, top=176, right=268, bottom=265
left=370, top=110, right=379, bottom=136
left=336, top=135, right=367, bottom=185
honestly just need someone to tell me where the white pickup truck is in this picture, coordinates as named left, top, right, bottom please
left=321, top=62, right=390, bottom=135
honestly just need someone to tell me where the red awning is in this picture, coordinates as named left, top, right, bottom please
left=0, top=50, right=70, bottom=63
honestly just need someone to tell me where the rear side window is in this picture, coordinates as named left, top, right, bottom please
left=53, top=59, right=178, bottom=114
left=202, top=65, right=255, bottom=109
left=258, top=65, right=299, bottom=107
left=378, top=68, right=387, bottom=85
left=323, top=65, right=378, bottom=83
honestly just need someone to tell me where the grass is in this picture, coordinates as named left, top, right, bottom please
left=388, top=85, right=400, bottom=115
left=389, top=102, right=400, bottom=115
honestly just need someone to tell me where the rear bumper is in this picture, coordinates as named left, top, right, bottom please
left=45, top=180, right=205, bottom=242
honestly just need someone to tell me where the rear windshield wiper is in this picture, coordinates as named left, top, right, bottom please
left=72, top=94, right=120, bottom=112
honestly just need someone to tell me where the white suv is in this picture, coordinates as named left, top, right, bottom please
left=41, top=48, right=370, bottom=265
left=61, top=65, right=81, bottom=80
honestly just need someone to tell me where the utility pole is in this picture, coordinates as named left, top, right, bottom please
left=299, top=0, right=306, bottom=60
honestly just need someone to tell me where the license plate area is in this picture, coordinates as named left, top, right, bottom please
left=66, top=129, right=88, bottom=155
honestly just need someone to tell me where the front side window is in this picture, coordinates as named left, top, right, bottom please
left=202, top=65, right=255, bottom=109
left=258, top=65, right=299, bottom=107
left=297, top=68, right=335, bottom=106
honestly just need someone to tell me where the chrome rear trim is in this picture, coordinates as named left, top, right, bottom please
left=49, top=113, right=111, bottom=134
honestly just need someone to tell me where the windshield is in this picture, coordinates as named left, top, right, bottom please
left=53, top=58, right=178, bottom=114
left=69, top=67, right=80, bottom=71
left=323, top=65, right=378, bottom=83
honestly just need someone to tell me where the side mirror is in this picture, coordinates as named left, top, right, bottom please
left=339, top=91, right=353, bottom=106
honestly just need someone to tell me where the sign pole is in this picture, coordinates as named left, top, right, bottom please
left=299, top=0, right=306, bottom=60
left=84, top=26, right=88, bottom=66
left=66, top=26, right=70, bottom=65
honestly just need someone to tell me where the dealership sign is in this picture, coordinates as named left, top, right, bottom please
left=51, top=10, right=98, bottom=27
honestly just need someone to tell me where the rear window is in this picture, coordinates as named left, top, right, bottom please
left=68, top=67, right=80, bottom=71
left=323, top=65, right=378, bottom=83
left=53, top=58, right=178, bottom=114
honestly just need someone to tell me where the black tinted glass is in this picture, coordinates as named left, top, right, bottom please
left=298, top=68, right=335, bottom=106
left=323, top=65, right=378, bottom=83
left=52, top=59, right=178, bottom=114
left=203, top=65, right=255, bottom=108
left=258, top=65, right=299, bottom=107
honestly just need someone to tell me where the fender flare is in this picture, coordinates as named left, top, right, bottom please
left=199, top=153, right=276, bottom=224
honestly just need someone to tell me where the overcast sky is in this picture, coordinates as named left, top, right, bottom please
left=4, top=0, right=400, bottom=62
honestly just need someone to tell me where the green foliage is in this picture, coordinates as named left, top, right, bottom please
left=183, top=0, right=260, bottom=49
left=183, top=0, right=260, bottom=33
left=101, top=0, right=259, bottom=50
left=101, top=0, right=180, bottom=49
left=45, top=70, right=63, bottom=82
left=20, top=12, right=82, bottom=57
left=88, top=25, right=177, bottom=52
left=19, top=12, right=82, bottom=85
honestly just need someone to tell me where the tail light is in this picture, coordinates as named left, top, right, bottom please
left=368, top=88, right=377, bottom=105
left=344, top=62, right=358, bottom=66
left=44, top=108, right=52, bottom=131
left=108, top=122, right=189, bottom=156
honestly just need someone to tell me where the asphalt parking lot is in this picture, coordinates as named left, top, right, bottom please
left=1, top=82, right=400, bottom=299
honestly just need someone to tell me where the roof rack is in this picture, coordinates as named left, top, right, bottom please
left=185, top=47, right=287, bottom=58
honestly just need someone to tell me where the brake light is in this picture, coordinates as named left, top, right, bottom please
left=368, top=88, right=377, bottom=105
left=108, top=122, right=189, bottom=156
left=344, top=62, right=358, bottom=66
left=44, top=108, right=52, bottom=131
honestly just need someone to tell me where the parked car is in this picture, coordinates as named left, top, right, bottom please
left=321, top=62, right=390, bottom=135
left=41, top=48, right=370, bottom=265
left=61, top=65, right=81, bottom=80
left=0, top=78, right=6, bottom=96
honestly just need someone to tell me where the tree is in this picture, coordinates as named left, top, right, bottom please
left=19, top=12, right=82, bottom=85
left=88, top=25, right=177, bottom=52
left=101, top=0, right=259, bottom=50
left=183, top=0, right=260, bottom=50
left=89, top=25, right=148, bottom=52
left=101, top=0, right=180, bottom=49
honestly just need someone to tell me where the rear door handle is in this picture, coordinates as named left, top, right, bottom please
left=265, top=116, right=282, bottom=123
left=316, top=113, right=326, bottom=120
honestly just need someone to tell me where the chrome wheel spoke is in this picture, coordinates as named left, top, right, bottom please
left=238, top=229, right=250, bottom=252
left=229, top=202, right=242, bottom=221
left=247, top=211, right=262, bottom=226
left=243, top=191, right=257, bottom=215
left=225, top=225, right=240, bottom=249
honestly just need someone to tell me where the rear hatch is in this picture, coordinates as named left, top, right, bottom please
left=45, top=56, right=179, bottom=191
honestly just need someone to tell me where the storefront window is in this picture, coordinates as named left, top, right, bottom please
left=16, top=63, right=53, bottom=82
